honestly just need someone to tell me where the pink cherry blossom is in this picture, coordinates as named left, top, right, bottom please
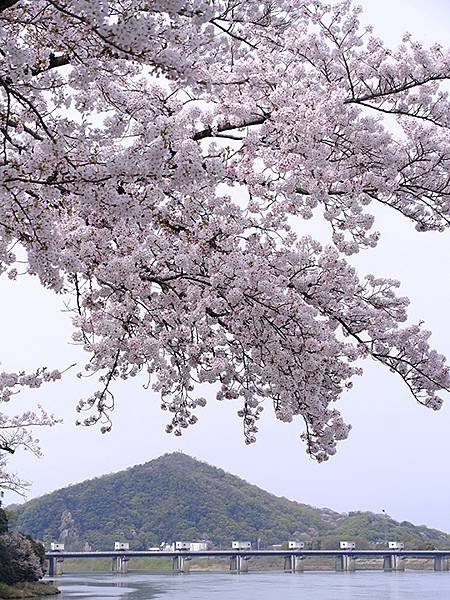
left=0, top=0, right=449, bottom=486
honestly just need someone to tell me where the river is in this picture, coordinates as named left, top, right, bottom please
left=52, top=571, right=450, bottom=600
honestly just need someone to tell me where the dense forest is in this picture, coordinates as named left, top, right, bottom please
left=8, top=453, right=450, bottom=551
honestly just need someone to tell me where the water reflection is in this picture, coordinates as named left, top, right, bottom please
left=54, top=571, right=450, bottom=600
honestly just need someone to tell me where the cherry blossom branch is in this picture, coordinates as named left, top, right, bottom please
left=0, top=0, right=449, bottom=470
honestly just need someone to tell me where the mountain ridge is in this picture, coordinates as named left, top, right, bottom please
left=8, top=453, right=450, bottom=551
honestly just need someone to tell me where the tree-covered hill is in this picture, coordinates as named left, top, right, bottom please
left=8, top=453, right=450, bottom=551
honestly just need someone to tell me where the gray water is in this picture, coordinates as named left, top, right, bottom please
left=53, top=571, right=450, bottom=600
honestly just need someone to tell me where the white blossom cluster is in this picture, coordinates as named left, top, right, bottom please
left=0, top=0, right=449, bottom=485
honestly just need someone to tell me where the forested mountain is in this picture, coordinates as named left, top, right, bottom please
left=8, top=453, right=450, bottom=551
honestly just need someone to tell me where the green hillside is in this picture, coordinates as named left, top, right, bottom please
left=8, top=453, right=450, bottom=551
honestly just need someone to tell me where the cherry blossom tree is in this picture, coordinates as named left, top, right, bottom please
left=0, top=0, right=449, bottom=482
left=0, top=531, right=44, bottom=584
left=0, top=407, right=60, bottom=495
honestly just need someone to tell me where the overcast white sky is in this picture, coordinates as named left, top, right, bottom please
left=2, top=0, right=450, bottom=535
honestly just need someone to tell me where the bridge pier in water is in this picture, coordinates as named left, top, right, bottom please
left=47, top=557, right=64, bottom=577
left=112, top=556, right=129, bottom=574
left=434, top=557, right=449, bottom=572
left=230, top=555, right=250, bottom=573
left=383, top=555, right=405, bottom=572
left=335, top=555, right=355, bottom=572
left=172, top=555, right=191, bottom=573
left=47, top=557, right=56, bottom=578
left=284, top=555, right=304, bottom=573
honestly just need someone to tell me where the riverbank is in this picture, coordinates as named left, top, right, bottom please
left=0, top=582, right=60, bottom=599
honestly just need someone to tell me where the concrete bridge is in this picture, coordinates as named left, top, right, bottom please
left=45, top=549, right=450, bottom=576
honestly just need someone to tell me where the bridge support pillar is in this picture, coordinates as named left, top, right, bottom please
left=284, top=555, right=303, bottom=573
left=346, top=555, right=356, bottom=572
left=230, top=555, right=249, bottom=573
left=384, top=555, right=405, bottom=571
left=172, top=556, right=179, bottom=573
left=112, top=556, right=129, bottom=574
left=383, top=555, right=393, bottom=572
left=47, top=557, right=57, bottom=578
left=230, top=555, right=236, bottom=572
left=434, top=557, right=449, bottom=572
left=336, top=555, right=355, bottom=572
left=172, top=555, right=190, bottom=573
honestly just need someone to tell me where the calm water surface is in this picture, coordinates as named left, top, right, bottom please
left=52, top=571, right=450, bottom=600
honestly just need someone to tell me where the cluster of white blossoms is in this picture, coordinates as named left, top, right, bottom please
left=1, top=0, right=450, bottom=486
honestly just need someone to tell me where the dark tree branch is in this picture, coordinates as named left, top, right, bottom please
left=211, top=18, right=258, bottom=49
left=345, top=74, right=450, bottom=104
left=0, top=0, right=20, bottom=12
left=31, top=53, right=70, bottom=76
left=193, top=115, right=269, bottom=140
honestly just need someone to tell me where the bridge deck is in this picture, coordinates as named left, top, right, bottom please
left=45, top=550, right=450, bottom=559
